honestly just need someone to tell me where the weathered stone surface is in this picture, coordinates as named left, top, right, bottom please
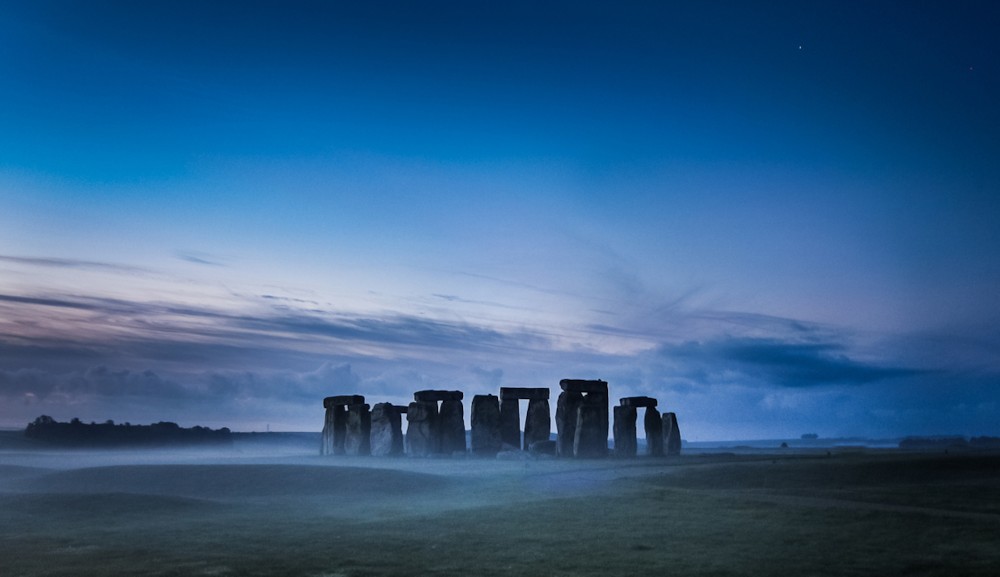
left=644, top=408, right=664, bottom=457
left=591, top=390, right=610, bottom=449
left=470, top=394, right=502, bottom=456
left=439, top=399, right=466, bottom=454
left=413, top=390, right=464, bottom=402
left=620, top=396, right=657, bottom=408
left=559, top=379, right=608, bottom=394
left=528, top=439, right=557, bottom=457
left=500, top=387, right=550, bottom=401
left=613, top=405, right=637, bottom=457
left=573, top=397, right=607, bottom=458
left=324, top=395, right=365, bottom=408
left=499, top=397, right=521, bottom=450
left=556, top=391, right=583, bottom=457
left=406, top=401, right=439, bottom=457
left=331, top=405, right=348, bottom=455
left=395, top=404, right=408, bottom=414
left=663, top=412, right=681, bottom=456
left=370, top=402, right=404, bottom=457
left=523, top=398, right=551, bottom=450
left=321, top=405, right=336, bottom=455
left=344, top=403, right=371, bottom=456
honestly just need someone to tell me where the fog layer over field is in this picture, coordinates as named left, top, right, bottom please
left=2, top=434, right=999, bottom=576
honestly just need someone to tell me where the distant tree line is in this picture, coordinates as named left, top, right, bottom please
left=898, top=435, right=1000, bottom=450
left=24, top=415, right=232, bottom=447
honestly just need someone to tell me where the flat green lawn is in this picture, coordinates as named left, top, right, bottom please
left=1, top=453, right=998, bottom=576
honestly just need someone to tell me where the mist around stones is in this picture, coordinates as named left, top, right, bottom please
left=4, top=377, right=1000, bottom=576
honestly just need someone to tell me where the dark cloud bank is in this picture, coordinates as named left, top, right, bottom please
left=663, top=338, right=924, bottom=388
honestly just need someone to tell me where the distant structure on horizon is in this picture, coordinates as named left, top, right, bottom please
left=320, top=379, right=681, bottom=459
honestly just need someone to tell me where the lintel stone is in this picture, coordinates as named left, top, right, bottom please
left=324, top=395, right=365, bottom=408
left=413, top=390, right=464, bottom=402
left=559, top=379, right=608, bottom=393
left=620, top=396, right=657, bottom=408
left=500, top=387, right=549, bottom=400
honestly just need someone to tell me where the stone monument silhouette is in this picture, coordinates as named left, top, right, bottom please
left=322, top=379, right=680, bottom=459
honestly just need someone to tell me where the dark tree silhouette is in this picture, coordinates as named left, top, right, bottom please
left=25, top=415, right=231, bottom=447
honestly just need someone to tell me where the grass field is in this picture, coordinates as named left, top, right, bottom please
left=0, top=443, right=998, bottom=576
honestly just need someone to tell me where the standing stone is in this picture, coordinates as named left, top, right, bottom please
left=574, top=398, right=607, bottom=458
left=644, top=408, right=664, bottom=457
left=663, top=412, right=682, bottom=456
left=559, top=379, right=609, bottom=458
left=344, top=404, right=371, bottom=456
left=523, top=398, right=551, bottom=450
left=591, top=389, right=609, bottom=450
left=321, top=405, right=336, bottom=455
left=344, top=403, right=371, bottom=456
left=332, top=405, right=348, bottom=455
left=471, top=394, right=502, bottom=456
left=370, top=403, right=404, bottom=457
left=613, top=405, right=637, bottom=457
left=406, top=401, right=439, bottom=457
left=439, top=399, right=467, bottom=454
left=499, top=397, right=521, bottom=450
left=556, top=391, right=583, bottom=457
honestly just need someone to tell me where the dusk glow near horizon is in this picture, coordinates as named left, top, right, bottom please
left=1, top=1, right=998, bottom=440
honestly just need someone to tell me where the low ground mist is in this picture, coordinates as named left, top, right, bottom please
left=1, top=432, right=998, bottom=576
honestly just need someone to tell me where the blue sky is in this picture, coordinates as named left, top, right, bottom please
left=1, top=1, right=998, bottom=439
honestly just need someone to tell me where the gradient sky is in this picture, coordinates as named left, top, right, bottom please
left=2, top=1, right=998, bottom=439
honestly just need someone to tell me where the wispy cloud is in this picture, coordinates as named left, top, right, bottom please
left=470, top=366, right=504, bottom=387
left=260, top=294, right=320, bottom=306
left=0, top=254, right=150, bottom=274
left=0, top=289, right=554, bottom=372
left=0, top=294, right=104, bottom=311
left=430, top=293, right=525, bottom=311
left=175, top=250, right=227, bottom=267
